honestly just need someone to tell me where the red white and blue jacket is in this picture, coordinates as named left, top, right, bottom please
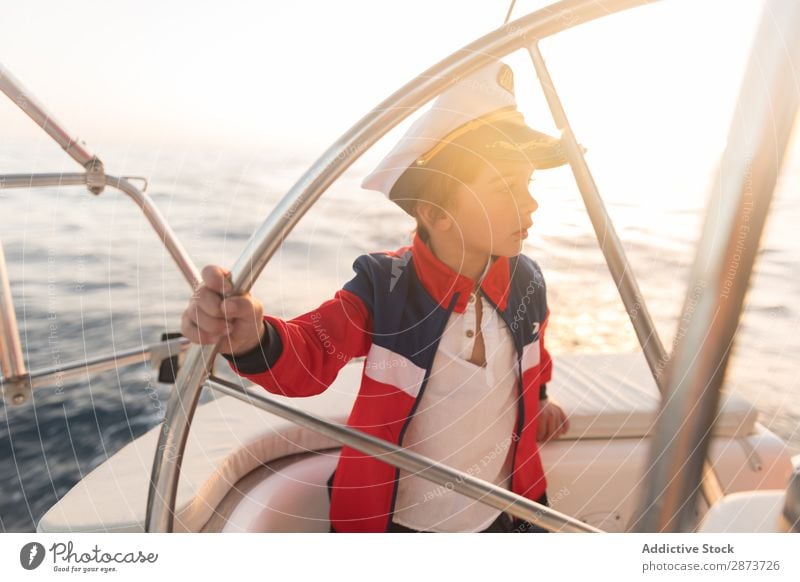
left=225, top=234, right=553, bottom=532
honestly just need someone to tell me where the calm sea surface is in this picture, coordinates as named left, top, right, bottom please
left=1, top=137, right=798, bottom=532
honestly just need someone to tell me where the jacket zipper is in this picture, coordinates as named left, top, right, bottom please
left=385, top=292, right=460, bottom=531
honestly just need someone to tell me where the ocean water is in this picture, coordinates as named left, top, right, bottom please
left=0, top=132, right=798, bottom=533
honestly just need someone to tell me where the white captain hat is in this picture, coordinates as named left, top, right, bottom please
left=361, top=60, right=570, bottom=214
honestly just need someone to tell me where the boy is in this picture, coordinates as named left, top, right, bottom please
left=181, top=61, right=570, bottom=533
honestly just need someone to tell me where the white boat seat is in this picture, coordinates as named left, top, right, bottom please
left=37, top=363, right=363, bottom=533
left=37, top=351, right=759, bottom=533
left=549, top=353, right=758, bottom=440
left=211, top=452, right=340, bottom=533
left=697, top=490, right=790, bottom=532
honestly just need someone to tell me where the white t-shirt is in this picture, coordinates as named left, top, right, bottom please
left=391, top=290, right=519, bottom=532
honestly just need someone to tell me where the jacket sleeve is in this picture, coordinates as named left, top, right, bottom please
left=226, top=287, right=372, bottom=397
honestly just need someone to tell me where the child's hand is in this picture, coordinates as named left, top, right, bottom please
left=181, top=265, right=266, bottom=356
left=536, top=400, right=570, bottom=442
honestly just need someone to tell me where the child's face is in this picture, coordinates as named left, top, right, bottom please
left=446, top=159, right=538, bottom=258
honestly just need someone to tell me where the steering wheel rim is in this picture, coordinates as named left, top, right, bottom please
left=144, top=0, right=659, bottom=533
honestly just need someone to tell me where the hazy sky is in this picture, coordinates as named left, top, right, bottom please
left=0, top=0, right=772, bottom=164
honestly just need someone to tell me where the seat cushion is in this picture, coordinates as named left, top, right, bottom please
left=548, top=353, right=759, bottom=440
left=38, top=351, right=759, bottom=533
left=37, top=364, right=363, bottom=533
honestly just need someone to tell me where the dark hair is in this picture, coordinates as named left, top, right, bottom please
left=390, top=145, right=484, bottom=241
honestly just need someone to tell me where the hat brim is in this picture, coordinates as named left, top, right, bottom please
left=453, top=120, right=569, bottom=169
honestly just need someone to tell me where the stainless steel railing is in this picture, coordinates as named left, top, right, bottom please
left=630, top=0, right=800, bottom=532
left=526, top=39, right=725, bottom=510
left=145, top=0, right=657, bottom=533
left=0, top=172, right=201, bottom=406
left=0, top=64, right=97, bottom=169
left=1, top=62, right=202, bottom=404
left=0, top=240, right=28, bottom=400
left=0, top=173, right=201, bottom=289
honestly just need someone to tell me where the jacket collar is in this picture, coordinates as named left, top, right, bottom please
left=411, top=233, right=511, bottom=313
